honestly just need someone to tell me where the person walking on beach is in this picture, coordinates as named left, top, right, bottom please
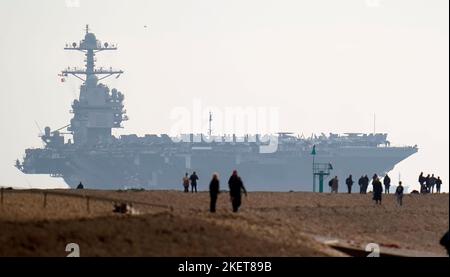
left=436, top=177, right=442, bottom=194
left=345, top=175, right=354, bottom=194
left=228, top=170, right=247, bottom=212
left=331, top=176, right=339, bottom=193
left=358, top=176, right=364, bottom=194
left=182, top=173, right=190, bottom=193
left=209, top=173, right=220, bottom=213
left=395, top=181, right=404, bottom=206
left=372, top=174, right=383, bottom=205
left=190, top=171, right=199, bottom=193
left=383, top=174, right=391, bottom=194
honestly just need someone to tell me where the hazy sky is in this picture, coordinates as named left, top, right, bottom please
left=0, top=0, right=448, bottom=191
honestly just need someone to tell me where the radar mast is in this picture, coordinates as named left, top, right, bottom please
left=62, top=24, right=123, bottom=82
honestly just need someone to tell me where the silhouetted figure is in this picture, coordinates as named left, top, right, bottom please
left=383, top=174, right=391, bottom=194
left=418, top=172, right=426, bottom=193
left=363, top=175, right=370, bottom=194
left=395, top=181, right=404, bottom=206
left=440, top=231, right=450, bottom=256
left=372, top=174, right=383, bottom=205
left=418, top=172, right=425, bottom=184
left=182, top=173, right=189, bottom=193
left=331, top=176, right=339, bottom=193
left=228, top=170, right=247, bottom=212
left=429, top=174, right=437, bottom=193
left=76, top=182, right=84, bottom=189
left=424, top=174, right=431, bottom=193
left=436, top=177, right=442, bottom=194
left=209, top=173, right=220, bottom=213
left=358, top=176, right=364, bottom=194
left=345, top=175, right=353, bottom=194
left=190, top=171, right=199, bottom=193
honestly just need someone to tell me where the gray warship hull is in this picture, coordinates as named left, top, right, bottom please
left=22, top=144, right=417, bottom=191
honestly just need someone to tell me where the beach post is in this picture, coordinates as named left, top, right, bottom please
left=311, top=145, right=316, bottom=192
left=319, top=171, right=324, bottom=193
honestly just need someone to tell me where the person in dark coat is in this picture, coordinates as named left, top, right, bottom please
left=429, top=174, right=437, bottom=193
left=363, top=175, right=370, bottom=194
left=372, top=174, right=383, bottom=205
left=209, top=173, right=220, bottom=213
left=228, top=170, right=247, bottom=212
left=189, top=171, right=199, bottom=193
left=418, top=172, right=425, bottom=187
left=358, top=176, right=364, bottom=194
left=76, top=182, right=84, bottom=189
left=383, top=174, right=391, bottom=194
left=436, top=177, right=442, bottom=194
left=345, top=175, right=354, bottom=194
left=395, top=181, right=404, bottom=206
left=419, top=172, right=427, bottom=193
left=330, top=176, right=339, bottom=193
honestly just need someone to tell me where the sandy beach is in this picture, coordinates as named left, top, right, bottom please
left=0, top=189, right=448, bottom=257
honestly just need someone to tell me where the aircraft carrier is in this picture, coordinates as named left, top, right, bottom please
left=16, top=26, right=418, bottom=191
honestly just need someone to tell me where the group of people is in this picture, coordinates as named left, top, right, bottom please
left=182, top=170, right=248, bottom=213
left=356, top=174, right=392, bottom=194
left=370, top=174, right=405, bottom=206
left=351, top=174, right=392, bottom=195
left=418, top=172, right=442, bottom=194
left=184, top=170, right=444, bottom=211
left=329, top=173, right=405, bottom=206
left=182, top=171, right=199, bottom=193
left=329, top=174, right=382, bottom=194
left=330, top=171, right=445, bottom=206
